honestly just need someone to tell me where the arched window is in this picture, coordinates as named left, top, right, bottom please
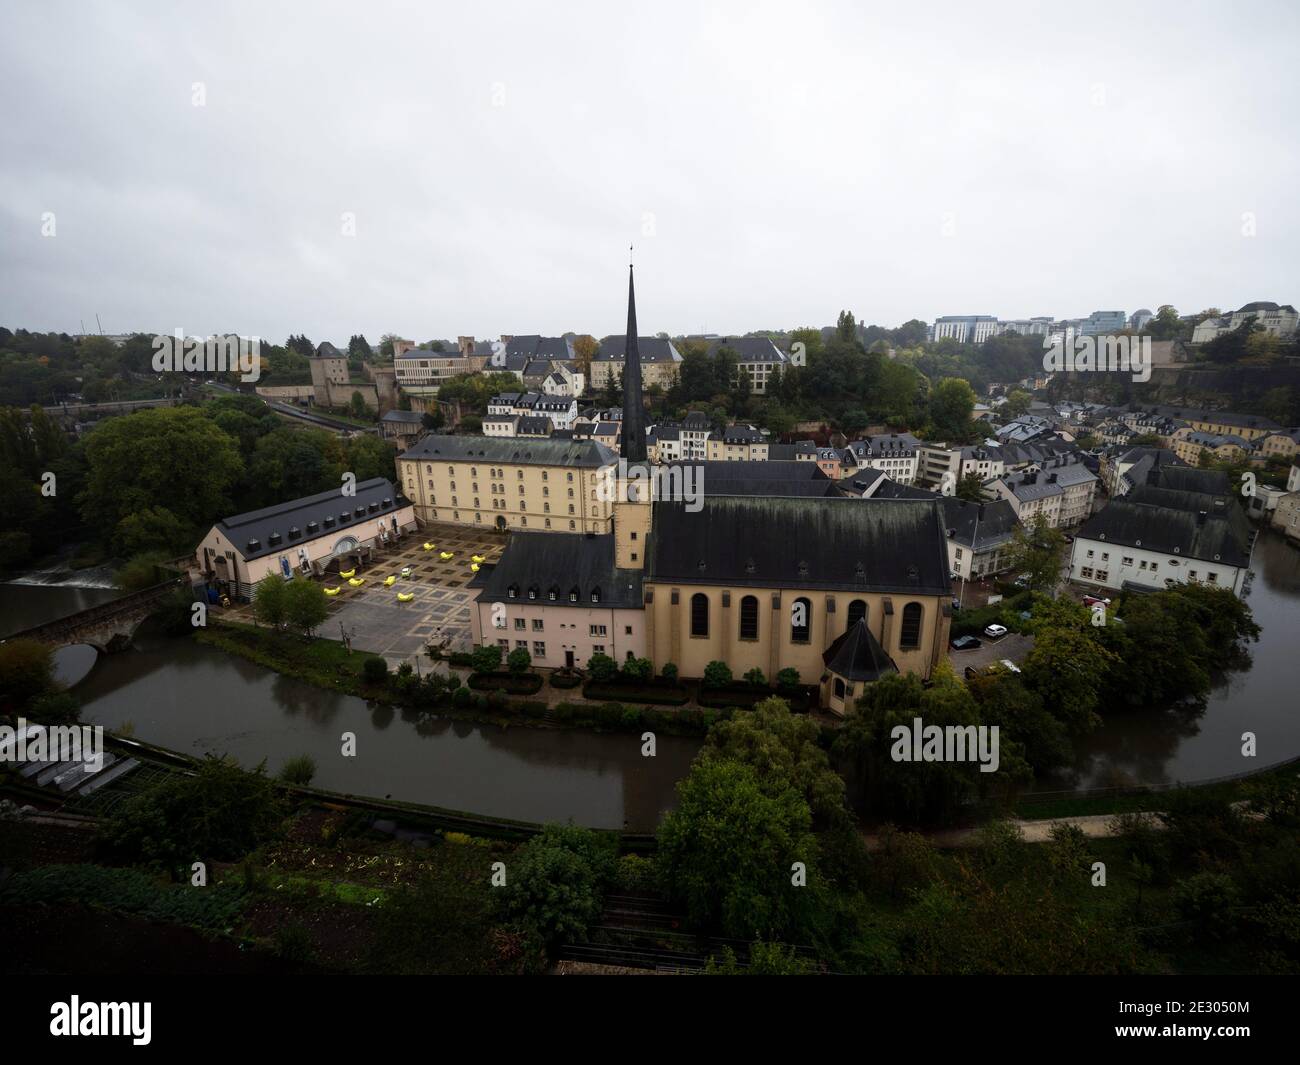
left=690, top=593, right=709, bottom=638
left=739, top=595, right=759, bottom=640
left=791, top=597, right=811, bottom=644
left=847, top=599, right=867, bottom=630
left=900, top=602, right=923, bottom=649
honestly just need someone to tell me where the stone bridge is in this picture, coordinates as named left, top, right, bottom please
left=4, top=577, right=189, bottom=652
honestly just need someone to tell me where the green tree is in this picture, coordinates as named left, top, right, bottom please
left=79, top=407, right=243, bottom=550
left=507, top=647, right=532, bottom=675
left=497, top=824, right=617, bottom=946
left=1005, top=513, right=1065, bottom=593
left=471, top=643, right=504, bottom=674
left=929, top=378, right=977, bottom=438
left=97, top=755, right=286, bottom=870
left=254, top=573, right=289, bottom=629
left=284, top=577, right=328, bottom=636
left=0, top=638, right=56, bottom=711
left=658, top=758, right=818, bottom=940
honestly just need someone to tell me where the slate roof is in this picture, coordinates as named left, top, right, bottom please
left=400, top=435, right=615, bottom=467
left=381, top=410, right=425, bottom=424
left=475, top=533, right=643, bottom=609
left=697, top=461, right=840, bottom=498
left=1076, top=488, right=1253, bottom=568
left=503, top=335, right=575, bottom=359
left=516, top=416, right=553, bottom=436
left=873, top=480, right=940, bottom=500
left=822, top=619, right=898, bottom=682
left=940, top=497, right=1020, bottom=551
left=705, top=336, right=788, bottom=364
left=595, top=336, right=682, bottom=363
left=216, top=478, right=409, bottom=561
left=648, top=496, right=951, bottom=595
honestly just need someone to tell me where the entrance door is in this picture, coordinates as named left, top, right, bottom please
left=565, top=650, right=574, bottom=668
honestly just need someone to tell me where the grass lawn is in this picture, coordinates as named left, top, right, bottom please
left=196, top=621, right=392, bottom=701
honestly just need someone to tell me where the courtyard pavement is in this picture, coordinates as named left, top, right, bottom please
left=224, top=522, right=506, bottom=669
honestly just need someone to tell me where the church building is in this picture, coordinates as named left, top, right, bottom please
left=470, top=262, right=952, bottom=709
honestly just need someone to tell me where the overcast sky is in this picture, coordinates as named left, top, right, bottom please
left=2, top=1, right=1296, bottom=345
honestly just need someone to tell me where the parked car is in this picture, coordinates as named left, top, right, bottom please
left=984, top=623, right=1008, bottom=638
left=999, top=659, right=1022, bottom=674
left=950, top=635, right=982, bottom=651
left=1013, top=573, right=1032, bottom=588
left=1082, top=594, right=1111, bottom=607
left=948, top=571, right=961, bottom=581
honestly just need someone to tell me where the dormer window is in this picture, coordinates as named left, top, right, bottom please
left=569, top=587, right=579, bottom=602
left=590, top=588, right=601, bottom=603
left=528, top=586, right=538, bottom=600
left=507, top=584, right=519, bottom=599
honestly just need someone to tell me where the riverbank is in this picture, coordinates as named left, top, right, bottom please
left=194, top=620, right=725, bottom=737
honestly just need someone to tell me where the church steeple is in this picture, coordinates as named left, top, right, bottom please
left=621, top=252, right=647, bottom=462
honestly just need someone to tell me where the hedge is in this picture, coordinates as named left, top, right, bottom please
left=467, top=672, right=544, bottom=694
left=697, top=684, right=812, bottom=711
left=581, top=682, right=691, bottom=706
left=551, top=701, right=724, bottom=735
left=548, top=671, right=583, bottom=690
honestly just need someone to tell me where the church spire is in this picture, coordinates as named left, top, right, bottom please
left=621, top=252, right=647, bottom=462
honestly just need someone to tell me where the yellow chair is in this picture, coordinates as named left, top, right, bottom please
left=383, top=575, right=397, bottom=587
left=348, top=577, right=365, bottom=587
left=324, top=586, right=341, bottom=596
left=339, top=568, right=356, bottom=579
left=422, top=542, right=435, bottom=551
left=439, top=551, right=454, bottom=561
left=471, top=554, right=485, bottom=563
left=470, top=563, right=480, bottom=573
left=396, top=592, right=415, bottom=603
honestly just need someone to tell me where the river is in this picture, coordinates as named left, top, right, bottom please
left=4, top=529, right=1299, bottom=818
left=1033, top=529, right=1300, bottom=792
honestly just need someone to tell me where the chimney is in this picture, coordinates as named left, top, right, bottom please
left=1197, top=510, right=1208, bottom=525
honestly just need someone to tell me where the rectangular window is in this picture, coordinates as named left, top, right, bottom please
left=514, top=618, right=525, bottom=630
left=532, top=619, right=544, bottom=631
left=533, top=642, right=545, bottom=657
left=590, top=624, right=607, bottom=637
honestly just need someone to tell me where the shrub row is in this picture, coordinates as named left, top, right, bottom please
left=551, top=701, right=727, bottom=735
left=581, top=682, right=691, bottom=706
left=468, top=672, right=544, bottom=694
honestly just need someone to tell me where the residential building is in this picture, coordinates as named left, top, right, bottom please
left=931, top=315, right=1000, bottom=344
left=704, top=336, right=788, bottom=394
left=589, top=334, right=682, bottom=390
left=705, top=424, right=769, bottom=461
left=941, top=497, right=1020, bottom=580
left=1069, top=468, right=1254, bottom=595
left=1192, top=301, right=1299, bottom=343
left=987, top=457, right=1097, bottom=528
